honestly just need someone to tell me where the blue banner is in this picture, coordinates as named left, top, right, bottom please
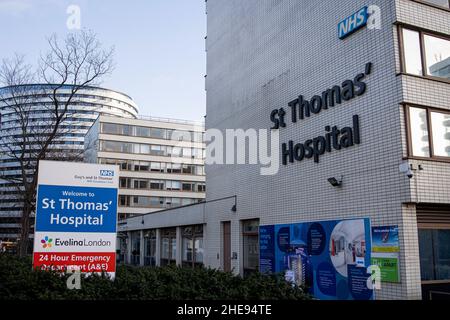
left=35, top=184, right=118, bottom=233
left=259, top=218, right=373, bottom=300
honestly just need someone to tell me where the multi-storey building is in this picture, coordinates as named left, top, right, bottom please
left=0, top=84, right=138, bottom=244
left=84, top=115, right=206, bottom=222
left=120, top=0, right=450, bottom=300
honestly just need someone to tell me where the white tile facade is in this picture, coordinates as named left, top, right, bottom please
left=204, top=0, right=450, bottom=300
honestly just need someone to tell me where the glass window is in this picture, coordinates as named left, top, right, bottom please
left=150, top=180, right=164, bottom=190
left=424, top=35, right=450, bottom=79
left=138, top=161, right=150, bottom=172
left=140, top=144, right=150, bottom=154
left=150, top=162, right=161, bottom=172
left=161, top=228, right=177, bottom=266
left=193, top=132, right=203, bottom=143
left=148, top=197, right=157, bottom=207
left=144, top=230, right=156, bottom=266
left=182, top=183, right=193, bottom=191
left=167, top=181, right=181, bottom=191
left=151, top=145, right=165, bottom=156
left=168, top=163, right=182, bottom=174
left=430, top=111, right=450, bottom=157
left=182, top=225, right=204, bottom=267
left=419, top=229, right=450, bottom=281
left=181, top=198, right=193, bottom=206
left=151, top=128, right=166, bottom=139
left=242, top=220, right=259, bottom=275
left=182, top=164, right=194, bottom=174
left=123, top=125, right=133, bottom=136
left=171, top=147, right=182, bottom=157
left=421, top=0, right=450, bottom=9
left=409, top=107, right=430, bottom=157
left=402, top=29, right=423, bottom=76
left=136, top=126, right=151, bottom=137
left=401, top=27, right=450, bottom=80
left=102, top=123, right=120, bottom=134
left=130, top=231, right=141, bottom=266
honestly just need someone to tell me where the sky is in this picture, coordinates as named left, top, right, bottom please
left=0, top=0, right=206, bottom=121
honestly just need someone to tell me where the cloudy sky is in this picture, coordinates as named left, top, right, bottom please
left=0, top=0, right=206, bottom=121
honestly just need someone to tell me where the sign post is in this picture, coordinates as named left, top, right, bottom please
left=33, top=161, right=119, bottom=278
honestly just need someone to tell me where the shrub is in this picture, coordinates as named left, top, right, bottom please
left=0, top=254, right=311, bottom=300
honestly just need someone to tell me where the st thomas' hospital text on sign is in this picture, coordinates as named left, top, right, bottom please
left=270, top=63, right=372, bottom=165
left=33, top=161, right=119, bottom=276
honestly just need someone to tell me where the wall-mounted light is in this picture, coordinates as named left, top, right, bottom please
left=328, top=176, right=343, bottom=187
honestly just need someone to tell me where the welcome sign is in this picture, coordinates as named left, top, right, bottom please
left=33, top=161, right=119, bottom=277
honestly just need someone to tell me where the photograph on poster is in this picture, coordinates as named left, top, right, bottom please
left=260, top=218, right=373, bottom=300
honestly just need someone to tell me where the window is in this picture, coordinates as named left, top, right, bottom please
left=140, top=144, right=150, bottom=154
left=197, top=184, right=206, bottom=192
left=408, top=107, right=430, bottom=157
left=150, top=162, right=162, bottom=172
left=406, top=106, right=450, bottom=159
left=402, top=29, right=422, bottom=76
left=137, top=161, right=150, bottom=172
left=400, top=27, right=450, bottom=81
left=151, top=128, right=166, bottom=139
left=182, top=183, right=193, bottom=191
left=430, top=112, right=450, bottom=156
left=419, top=229, right=450, bottom=281
left=150, top=180, right=164, bottom=190
left=167, top=163, right=182, bottom=174
left=151, top=145, right=165, bottom=156
left=161, top=228, right=177, bottom=266
left=242, top=219, right=259, bottom=276
left=182, top=164, right=194, bottom=174
left=167, top=181, right=181, bottom=191
left=143, top=230, right=156, bottom=266
left=414, top=0, right=450, bottom=9
left=130, top=231, right=141, bottom=266
left=134, top=180, right=148, bottom=189
left=102, top=123, right=121, bottom=134
left=136, top=126, right=151, bottom=137
left=182, top=225, right=204, bottom=268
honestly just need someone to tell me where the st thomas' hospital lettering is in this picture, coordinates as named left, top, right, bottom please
left=270, top=63, right=372, bottom=165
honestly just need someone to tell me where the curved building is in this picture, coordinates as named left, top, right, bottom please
left=0, top=84, right=139, bottom=244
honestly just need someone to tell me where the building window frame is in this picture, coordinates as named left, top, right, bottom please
left=409, top=0, right=450, bottom=11
left=242, top=219, right=259, bottom=276
left=404, top=104, right=450, bottom=162
left=181, top=225, right=204, bottom=268
left=398, top=25, right=450, bottom=84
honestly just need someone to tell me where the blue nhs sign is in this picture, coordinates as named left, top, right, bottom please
left=338, top=7, right=369, bottom=40
left=100, top=170, right=114, bottom=177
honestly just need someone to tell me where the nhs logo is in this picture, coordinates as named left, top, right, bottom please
left=338, top=7, right=369, bottom=40
left=100, top=170, right=114, bottom=177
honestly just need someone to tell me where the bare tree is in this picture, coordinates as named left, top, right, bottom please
left=0, top=30, right=114, bottom=256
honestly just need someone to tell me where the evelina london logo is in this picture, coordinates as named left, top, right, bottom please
left=41, top=236, right=53, bottom=249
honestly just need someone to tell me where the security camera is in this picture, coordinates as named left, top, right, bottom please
left=406, top=169, right=413, bottom=179
left=399, top=162, right=414, bottom=179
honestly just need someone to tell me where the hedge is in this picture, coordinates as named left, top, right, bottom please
left=0, top=254, right=311, bottom=300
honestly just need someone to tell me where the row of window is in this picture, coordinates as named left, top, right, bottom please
left=121, top=225, right=204, bottom=268
left=119, top=178, right=206, bottom=192
left=101, top=123, right=204, bottom=143
left=100, top=158, right=205, bottom=176
left=100, top=141, right=205, bottom=159
left=119, top=195, right=203, bottom=209
left=1, top=93, right=138, bottom=114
